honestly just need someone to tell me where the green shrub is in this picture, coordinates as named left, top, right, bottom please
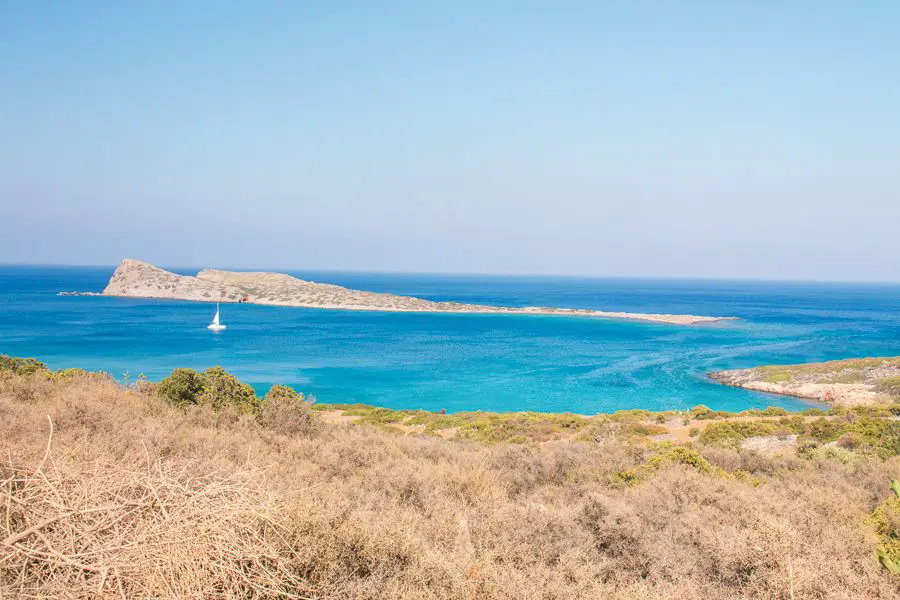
left=805, top=418, right=846, bottom=442
left=698, top=421, right=778, bottom=445
left=807, top=445, right=857, bottom=464
left=841, top=418, right=900, bottom=457
left=689, top=405, right=715, bottom=420
left=869, top=481, right=900, bottom=575
left=801, top=408, right=827, bottom=417
left=261, top=384, right=320, bottom=436
left=264, top=384, right=301, bottom=403
left=0, top=355, right=48, bottom=376
left=351, top=407, right=407, bottom=425
left=876, top=421, right=900, bottom=457
left=614, top=447, right=743, bottom=486
left=55, top=368, right=89, bottom=380
left=648, top=446, right=713, bottom=472
left=871, top=484, right=900, bottom=574
left=198, top=367, right=259, bottom=413
left=157, top=368, right=206, bottom=406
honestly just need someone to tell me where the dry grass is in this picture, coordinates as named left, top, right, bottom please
left=1, top=435, right=309, bottom=598
left=1, top=372, right=899, bottom=598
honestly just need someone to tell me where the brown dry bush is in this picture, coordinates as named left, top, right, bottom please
left=260, top=385, right=321, bottom=438
left=1, top=434, right=310, bottom=598
left=1, top=372, right=899, bottom=599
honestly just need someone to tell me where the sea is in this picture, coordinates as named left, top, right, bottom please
left=1, top=265, right=899, bottom=414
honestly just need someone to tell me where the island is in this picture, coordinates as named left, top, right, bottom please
left=710, top=356, right=900, bottom=406
left=91, top=259, right=737, bottom=325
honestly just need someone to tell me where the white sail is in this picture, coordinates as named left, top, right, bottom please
left=208, top=303, right=226, bottom=331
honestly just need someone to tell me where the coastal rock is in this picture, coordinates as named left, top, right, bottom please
left=99, top=259, right=737, bottom=325
left=709, top=357, right=900, bottom=406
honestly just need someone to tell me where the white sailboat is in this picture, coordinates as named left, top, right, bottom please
left=207, top=303, right=226, bottom=331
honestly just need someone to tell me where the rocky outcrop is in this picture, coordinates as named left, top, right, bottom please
left=103, top=260, right=247, bottom=302
left=710, top=373, right=879, bottom=406
left=709, top=357, right=900, bottom=406
left=99, top=259, right=737, bottom=325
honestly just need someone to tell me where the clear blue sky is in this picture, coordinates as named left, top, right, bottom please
left=1, top=1, right=898, bottom=281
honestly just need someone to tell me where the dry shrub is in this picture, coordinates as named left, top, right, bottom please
left=1, top=370, right=54, bottom=404
left=1, top=419, right=310, bottom=598
left=1, top=372, right=899, bottom=599
left=837, top=432, right=861, bottom=449
left=260, top=385, right=321, bottom=437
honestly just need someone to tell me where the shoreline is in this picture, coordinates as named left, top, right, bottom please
left=65, top=290, right=736, bottom=325
left=86, top=259, right=740, bottom=326
left=5, top=352, right=897, bottom=449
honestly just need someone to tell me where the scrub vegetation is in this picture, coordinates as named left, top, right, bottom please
left=756, top=357, right=900, bottom=385
left=1, top=355, right=899, bottom=598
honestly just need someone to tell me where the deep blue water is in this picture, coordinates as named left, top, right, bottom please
left=1, top=265, right=898, bottom=414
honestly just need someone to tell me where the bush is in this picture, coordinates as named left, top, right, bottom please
left=805, top=418, right=846, bottom=442
left=801, top=408, right=827, bottom=417
left=134, top=374, right=157, bottom=396
left=261, top=385, right=320, bottom=437
left=877, top=421, right=900, bottom=457
left=690, top=405, right=715, bottom=420
left=157, top=368, right=206, bottom=406
left=796, top=438, right=820, bottom=459
left=807, top=445, right=856, bottom=464
left=198, top=367, right=259, bottom=414
left=615, top=447, right=718, bottom=485
left=835, top=433, right=860, bottom=449
left=55, top=368, right=90, bottom=380
left=0, top=355, right=48, bottom=376
left=775, top=426, right=793, bottom=440
left=698, top=421, right=778, bottom=446
left=848, top=417, right=895, bottom=444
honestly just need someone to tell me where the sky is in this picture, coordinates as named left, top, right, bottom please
left=1, top=1, right=898, bottom=281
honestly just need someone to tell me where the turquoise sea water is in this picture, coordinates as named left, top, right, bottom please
left=1, top=265, right=899, bottom=414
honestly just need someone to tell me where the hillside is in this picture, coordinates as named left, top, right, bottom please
left=1, top=357, right=899, bottom=598
left=98, top=259, right=736, bottom=325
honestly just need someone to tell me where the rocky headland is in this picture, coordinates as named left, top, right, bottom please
left=94, top=259, right=737, bottom=325
left=709, top=357, right=900, bottom=406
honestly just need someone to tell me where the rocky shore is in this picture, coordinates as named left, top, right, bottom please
left=97, top=259, right=737, bottom=325
left=709, top=357, right=900, bottom=406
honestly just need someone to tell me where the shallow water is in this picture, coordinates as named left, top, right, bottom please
left=1, top=265, right=898, bottom=413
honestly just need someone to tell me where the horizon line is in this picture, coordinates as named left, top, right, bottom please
left=2, top=260, right=900, bottom=287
